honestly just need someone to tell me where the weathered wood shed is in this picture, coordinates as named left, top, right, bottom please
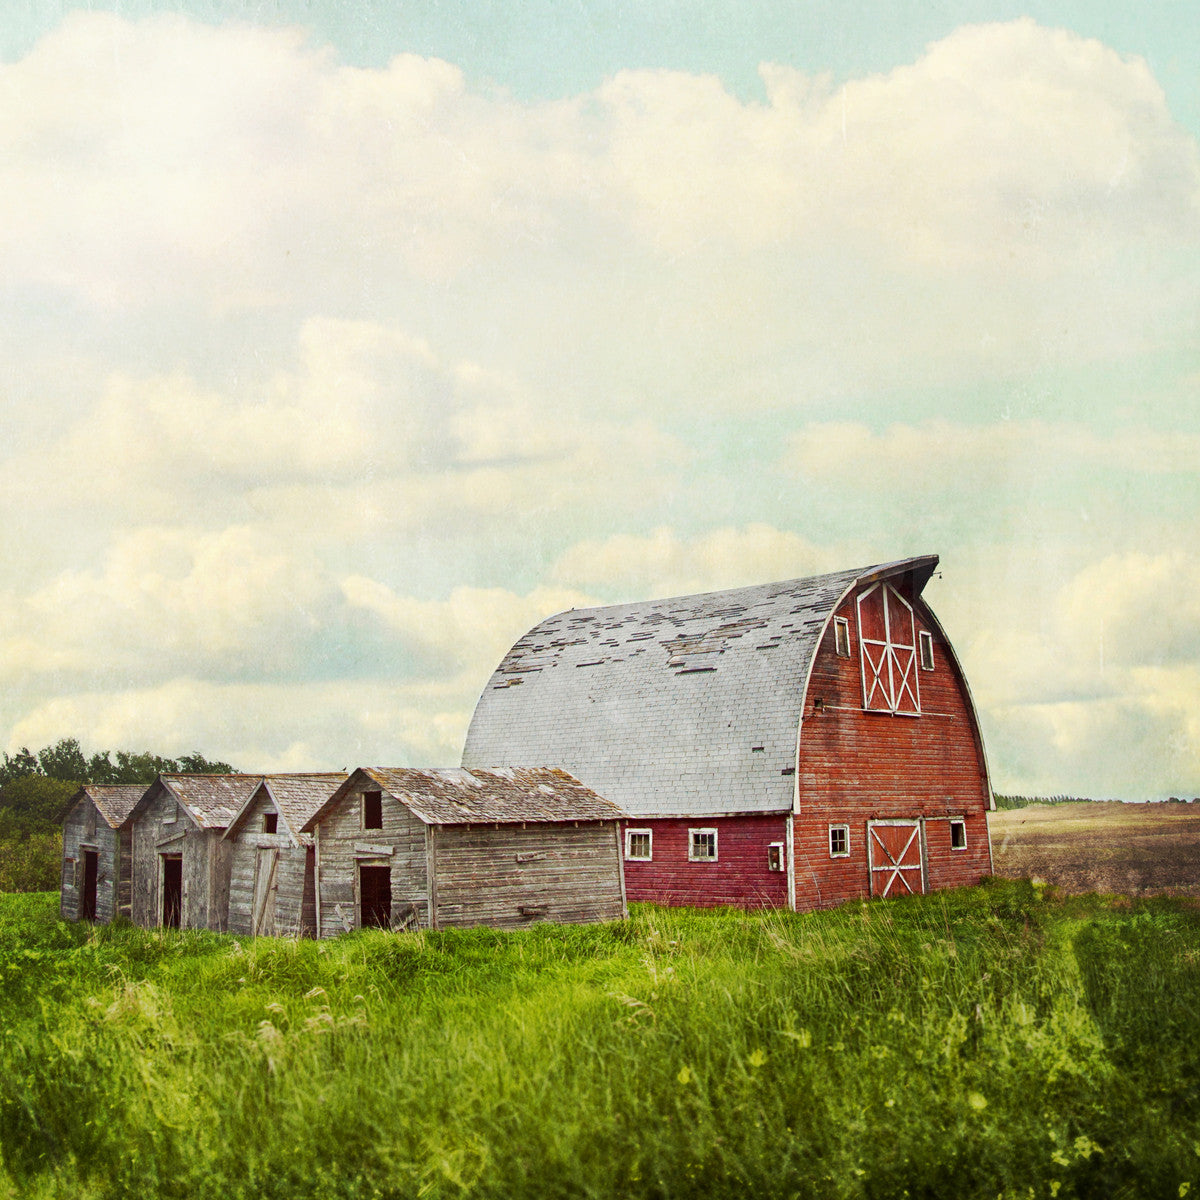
left=302, top=767, right=627, bottom=936
left=127, top=774, right=262, bottom=931
left=59, top=784, right=145, bottom=923
left=463, top=555, right=994, bottom=912
left=223, top=773, right=347, bottom=938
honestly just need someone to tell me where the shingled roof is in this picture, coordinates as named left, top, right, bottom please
left=120, top=773, right=266, bottom=831
left=62, top=783, right=146, bottom=829
left=224, top=773, right=349, bottom=846
left=462, top=556, right=939, bottom=818
left=301, top=766, right=624, bottom=832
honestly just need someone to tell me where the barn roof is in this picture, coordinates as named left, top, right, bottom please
left=301, top=766, right=624, bottom=831
left=462, top=556, right=939, bottom=819
left=62, top=784, right=146, bottom=829
left=223, top=773, right=348, bottom=846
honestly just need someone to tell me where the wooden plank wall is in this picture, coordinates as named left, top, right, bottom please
left=130, top=785, right=231, bottom=930
left=794, top=584, right=993, bottom=911
left=620, top=814, right=789, bottom=909
left=227, top=789, right=315, bottom=938
left=314, top=785, right=429, bottom=939
left=433, top=822, right=626, bottom=928
left=62, top=799, right=133, bottom=924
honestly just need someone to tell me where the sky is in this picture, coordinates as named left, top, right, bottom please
left=0, top=1, right=1197, bottom=799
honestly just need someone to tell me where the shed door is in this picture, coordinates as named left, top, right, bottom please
left=252, top=848, right=280, bottom=937
left=359, top=864, right=391, bottom=929
left=868, top=821, right=924, bottom=897
left=81, top=849, right=98, bottom=921
left=161, top=854, right=183, bottom=928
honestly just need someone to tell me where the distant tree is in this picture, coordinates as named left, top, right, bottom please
left=0, top=747, right=39, bottom=787
left=0, top=776, right=79, bottom=836
left=38, top=738, right=89, bottom=782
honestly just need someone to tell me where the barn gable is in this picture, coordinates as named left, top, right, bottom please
left=462, top=556, right=939, bottom=818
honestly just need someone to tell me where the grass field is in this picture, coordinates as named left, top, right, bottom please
left=1, top=883, right=1199, bottom=1200
left=990, top=800, right=1200, bottom=897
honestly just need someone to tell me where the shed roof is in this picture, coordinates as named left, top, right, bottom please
left=302, top=766, right=624, bottom=831
left=150, top=774, right=264, bottom=830
left=62, top=784, right=146, bottom=829
left=224, top=773, right=348, bottom=846
left=462, top=556, right=938, bottom=818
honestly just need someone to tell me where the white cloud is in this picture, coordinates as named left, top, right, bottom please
left=550, top=523, right=847, bottom=599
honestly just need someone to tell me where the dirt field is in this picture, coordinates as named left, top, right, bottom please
left=989, top=801, right=1200, bottom=897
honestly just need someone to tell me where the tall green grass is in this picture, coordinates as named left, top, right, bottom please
left=1, top=881, right=1197, bottom=1199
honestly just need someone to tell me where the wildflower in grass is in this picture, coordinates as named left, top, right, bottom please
left=1179, top=1184, right=1190, bottom=1198
left=967, top=1091, right=987, bottom=1110
left=677, top=1065, right=692, bottom=1085
left=747, top=1049, right=766, bottom=1068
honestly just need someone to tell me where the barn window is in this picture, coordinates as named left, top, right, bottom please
left=625, top=829, right=652, bottom=861
left=834, top=616, right=851, bottom=657
left=919, top=630, right=935, bottom=671
left=362, top=791, right=383, bottom=830
left=856, top=582, right=921, bottom=715
left=263, top=812, right=278, bottom=834
left=950, top=819, right=967, bottom=850
left=767, top=842, right=785, bottom=872
left=688, top=829, right=718, bottom=862
left=829, top=825, right=850, bottom=857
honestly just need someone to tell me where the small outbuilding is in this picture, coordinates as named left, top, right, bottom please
left=59, top=784, right=145, bottom=923
left=223, top=773, right=347, bottom=938
left=127, top=773, right=262, bottom=931
left=302, top=767, right=627, bottom=936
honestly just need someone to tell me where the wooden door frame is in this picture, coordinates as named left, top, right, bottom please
left=866, top=818, right=926, bottom=897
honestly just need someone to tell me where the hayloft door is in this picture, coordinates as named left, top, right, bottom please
left=80, top=849, right=98, bottom=921
left=867, top=820, right=924, bottom=897
left=252, top=848, right=280, bottom=937
left=161, top=854, right=183, bottom=928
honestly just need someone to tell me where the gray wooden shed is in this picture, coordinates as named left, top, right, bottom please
left=127, top=774, right=262, bottom=931
left=223, top=773, right=347, bottom=938
left=59, top=784, right=145, bottom=923
left=302, top=767, right=627, bottom=937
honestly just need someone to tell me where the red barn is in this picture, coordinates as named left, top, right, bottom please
left=462, top=555, right=993, bottom=911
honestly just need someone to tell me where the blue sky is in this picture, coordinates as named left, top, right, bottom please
left=0, top=1, right=1197, bottom=798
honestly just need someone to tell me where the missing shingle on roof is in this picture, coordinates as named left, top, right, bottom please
left=677, top=667, right=717, bottom=675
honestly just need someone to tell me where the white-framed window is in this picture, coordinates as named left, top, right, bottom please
left=919, top=630, right=935, bottom=671
left=625, top=828, right=653, bottom=861
left=834, top=616, right=851, bottom=658
left=362, top=790, right=383, bottom=831
left=829, top=824, right=850, bottom=857
left=688, top=828, right=718, bottom=862
left=950, top=818, right=967, bottom=850
left=767, top=842, right=785, bottom=872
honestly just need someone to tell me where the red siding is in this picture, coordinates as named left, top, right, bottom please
left=794, top=580, right=992, bottom=911
left=621, top=815, right=789, bottom=909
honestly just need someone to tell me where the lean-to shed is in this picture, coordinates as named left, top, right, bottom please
left=224, top=773, right=348, bottom=938
left=127, top=773, right=262, bottom=931
left=302, top=767, right=627, bottom=936
left=59, top=784, right=145, bottom=923
left=463, top=555, right=994, bottom=912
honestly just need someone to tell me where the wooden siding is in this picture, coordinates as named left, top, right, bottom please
left=227, top=787, right=315, bottom=938
left=794, top=582, right=992, bottom=911
left=130, top=784, right=233, bottom=931
left=60, top=798, right=129, bottom=923
left=621, top=815, right=789, bottom=909
left=432, top=822, right=625, bottom=929
left=313, top=785, right=429, bottom=939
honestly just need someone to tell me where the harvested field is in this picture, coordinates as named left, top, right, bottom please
left=989, top=800, right=1200, bottom=896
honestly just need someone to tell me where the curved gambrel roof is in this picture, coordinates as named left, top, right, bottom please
left=462, top=556, right=939, bottom=818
